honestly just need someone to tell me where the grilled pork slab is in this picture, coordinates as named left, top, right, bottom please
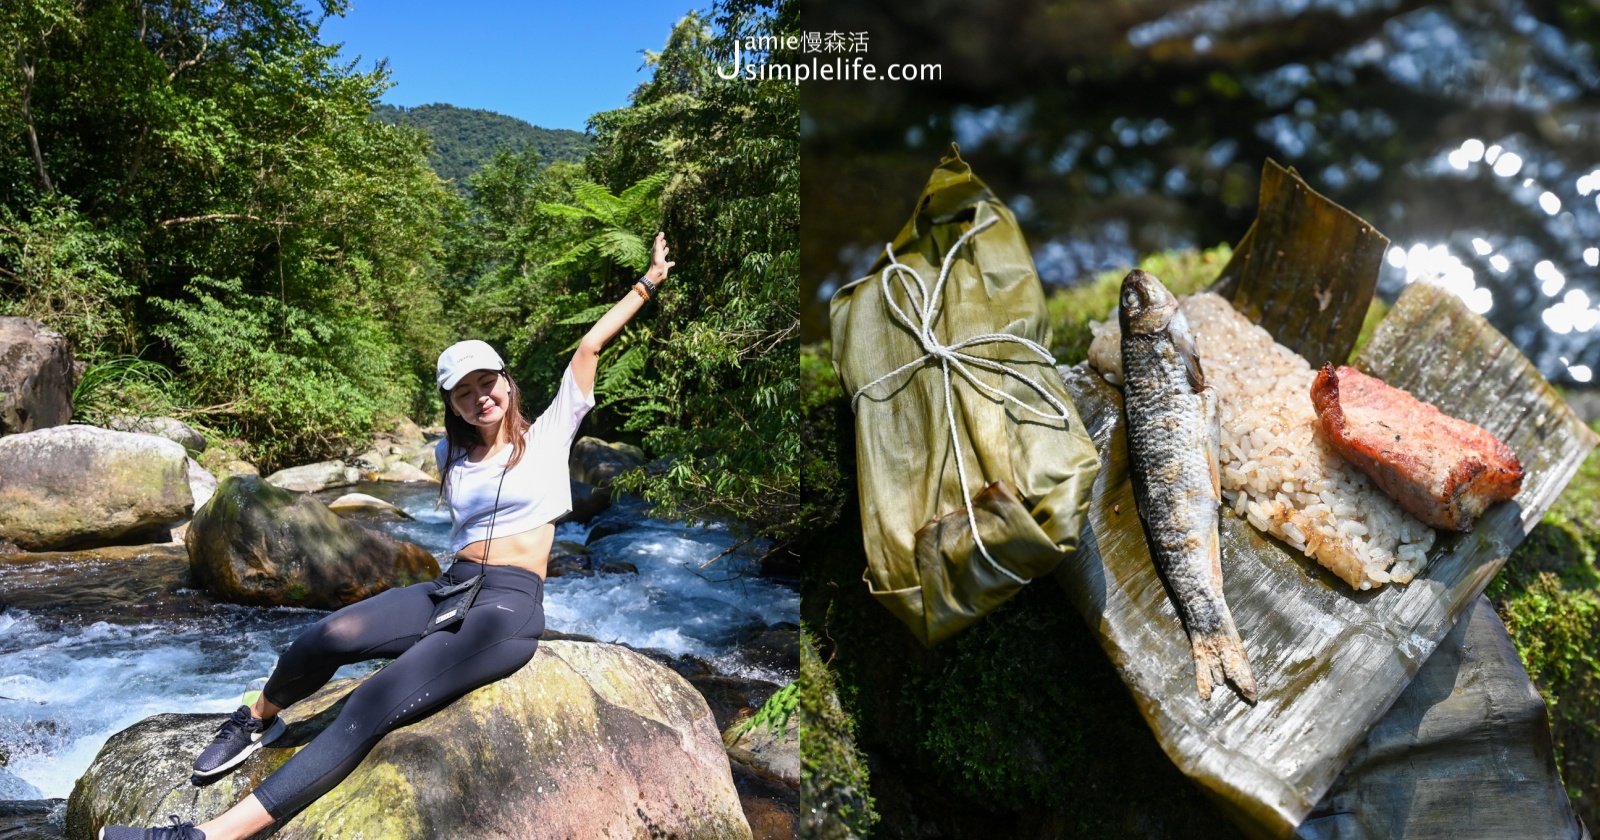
left=1310, top=363, right=1523, bottom=532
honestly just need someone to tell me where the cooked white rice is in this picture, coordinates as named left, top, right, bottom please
left=1088, top=291, right=1434, bottom=590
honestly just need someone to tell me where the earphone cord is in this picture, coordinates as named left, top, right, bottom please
left=484, top=464, right=506, bottom=567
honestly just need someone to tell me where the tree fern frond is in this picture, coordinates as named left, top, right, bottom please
left=554, top=302, right=613, bottom=325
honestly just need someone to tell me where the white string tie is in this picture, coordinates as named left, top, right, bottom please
left=850, top=215, right=1072, bottom=583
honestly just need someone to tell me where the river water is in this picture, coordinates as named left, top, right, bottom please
left=802, top=0, right=1600, bottom=384
left=0, top=482, right=798, bottom=800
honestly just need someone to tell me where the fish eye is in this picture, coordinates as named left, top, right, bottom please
left=1123, top=290, right=1139, bottom=309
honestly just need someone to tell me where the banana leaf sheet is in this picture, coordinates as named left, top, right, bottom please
left=1300, top=596, right=1585, bottom=840
left=831, top=146, right=1101, bottom=646
left=1052, top=163, right=1599, bottom=838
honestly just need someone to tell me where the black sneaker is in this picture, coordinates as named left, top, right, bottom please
left=99, top=815, right=206, bottom=839
left=192, top=705, right=284, bottom=778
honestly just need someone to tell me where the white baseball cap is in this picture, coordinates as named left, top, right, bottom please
left=436, top=340, right=506, bottom=391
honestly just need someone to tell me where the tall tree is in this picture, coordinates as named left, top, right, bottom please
left=0, top=0, right=453, bottom=469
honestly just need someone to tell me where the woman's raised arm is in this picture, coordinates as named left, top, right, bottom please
left=571, top=232, right=674, bottom=395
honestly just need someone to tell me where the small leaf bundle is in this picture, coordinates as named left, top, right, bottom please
left=831, top=146, right=1100, bottom=646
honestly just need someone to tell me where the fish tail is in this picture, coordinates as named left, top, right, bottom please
left=1191, top=623, right=1259, bottom=704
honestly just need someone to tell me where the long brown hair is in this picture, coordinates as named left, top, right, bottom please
left=435, top=368, right=531, bottom=507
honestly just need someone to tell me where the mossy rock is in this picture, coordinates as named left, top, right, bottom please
left=67, top=641, right=751, bottom=840
left=185, top=474, right=439, bottom=609
left=0, top=425, right=193, bottom=550
left=799, top=633, right=875, bottom=839
left=568, top=436, right=647, bottom=487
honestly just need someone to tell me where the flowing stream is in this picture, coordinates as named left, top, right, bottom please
left=0, top=480, right=798, bottom=800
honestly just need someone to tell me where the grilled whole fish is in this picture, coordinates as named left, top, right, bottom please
left=1119, top=270, right=1258, bottom=704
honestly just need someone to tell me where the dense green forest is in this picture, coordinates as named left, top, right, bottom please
left=372, top=103, right=588, bottom=193
left=1, top=0, right=800, bottom=543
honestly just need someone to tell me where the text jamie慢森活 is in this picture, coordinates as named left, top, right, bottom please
left=717, top=32, right=940, bottom=82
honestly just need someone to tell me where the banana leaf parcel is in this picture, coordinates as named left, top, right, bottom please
left=831, top=146, right=1100, bottom=646
left=1053, top=161, right=1598, bottom=838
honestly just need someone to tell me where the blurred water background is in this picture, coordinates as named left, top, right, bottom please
left=802, top=0, right=1600, bottom=385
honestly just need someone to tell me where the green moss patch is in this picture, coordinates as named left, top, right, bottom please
left=1490, top=420, right=1600, bottom=823
left=799, top=629, right=877, bottom=839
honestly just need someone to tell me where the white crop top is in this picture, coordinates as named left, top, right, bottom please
left=435, top=364, right=595, bottom=554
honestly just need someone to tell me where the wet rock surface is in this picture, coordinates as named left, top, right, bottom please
left=563, top=479, right=611, bottom=524
left=0, top=426, right=192, bottom=551
left=186, top=475, right=439, bottom=609
left=68, top=641, right=752, bottom=840
left=0, top=544, right=204, bottom=623
left=738, top=627, right=801, bottom=675
left=0, top=798, right=66, bottom=840
left=688, top=673, right=783, bottom=733
left=545, top=540, right=593, bottom=578
left=730, top=741, right=801, bottom=840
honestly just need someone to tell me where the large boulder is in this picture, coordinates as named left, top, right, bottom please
left=0, top=426, right=192, bottom=550
left=68, top=640, right=753, bottom=840
left=264, top=460, right=360, bottom=493
left=569, top=436, right=646, bottom=487
left=0, top=317, right=74, bottom=436
left=185, top=475, right=438, bottom=608
left=105, top=416, right=205, bottom=454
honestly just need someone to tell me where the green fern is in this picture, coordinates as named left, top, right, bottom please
left=727, top=681, right=799, bottom=743
left=554, top=302, right=614, bottom=326
left=537, top=171, right=668, bottom=273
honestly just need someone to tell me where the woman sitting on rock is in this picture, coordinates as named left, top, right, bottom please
left=100, top=234, right=674, bottom=840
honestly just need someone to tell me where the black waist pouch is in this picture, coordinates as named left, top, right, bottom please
left=422, top=574, right=483, bottom=637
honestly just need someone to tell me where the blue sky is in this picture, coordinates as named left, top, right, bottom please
left=314, top=1, right=699, bottom=131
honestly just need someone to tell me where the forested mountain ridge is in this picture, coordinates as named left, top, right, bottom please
left=373, top=103, right=588, bottom=190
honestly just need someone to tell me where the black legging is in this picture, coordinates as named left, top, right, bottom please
left=252, top=561, right=544, bottom=820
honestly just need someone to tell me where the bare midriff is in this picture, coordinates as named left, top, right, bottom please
left=451, top=439, right=554, bottom=579
left=454, top=522, right=553, bottom=579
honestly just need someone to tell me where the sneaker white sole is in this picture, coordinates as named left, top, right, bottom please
left=192, top=715, right=285, bottom=779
